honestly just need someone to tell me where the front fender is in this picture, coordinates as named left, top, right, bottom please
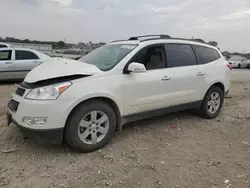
left=64, top=92, right=122, bottom=120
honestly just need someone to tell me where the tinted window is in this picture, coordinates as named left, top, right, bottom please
left=0, top=50, right=12, bottom=61
left=166, top=44, right=197, bottom=68
left=193, top=45, right=220, bottom=64
left=132, top=48, right=147, bottom=63
left=131, top=46, right=166, bottom=70
left=15, top=50, right=39, bottom=60
left=0, top=44, right=7, bottom=48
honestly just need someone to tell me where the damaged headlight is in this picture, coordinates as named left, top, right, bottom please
left=25, top=82, right=72, bottom=100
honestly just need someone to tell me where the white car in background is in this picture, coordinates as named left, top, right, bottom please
left=227, top=56, right=250, bottom=68
left=0, top=48, right=51, bottom=80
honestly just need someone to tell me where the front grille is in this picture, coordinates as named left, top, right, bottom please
left=8, top=99, right=19, bottom=112
left=15, top=87, right=26, bottom=97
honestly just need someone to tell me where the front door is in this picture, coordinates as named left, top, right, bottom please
left=0, top=50, right=14, bottom=80
left=123, top=44, right=174, bottom=116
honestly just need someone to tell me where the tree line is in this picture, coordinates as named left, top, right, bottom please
left=0, top=36, right=249, bottom=59
left=193, top=38, right=250, bottom=59
left=0, top=36, right=68, bottom=49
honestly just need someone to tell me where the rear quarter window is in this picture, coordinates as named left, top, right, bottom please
left=193, top=45, right=221, bottom=64
left=0, top=44, right=7, bottom=48
left=15, top=50, right=39, bottom=60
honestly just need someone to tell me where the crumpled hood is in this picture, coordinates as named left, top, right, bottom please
left=24, top=58, right=102, bottom=83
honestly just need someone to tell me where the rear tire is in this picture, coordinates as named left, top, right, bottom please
left=65, top=100, right=116, bottom=153
left=199, top=86, right=224, bottom=119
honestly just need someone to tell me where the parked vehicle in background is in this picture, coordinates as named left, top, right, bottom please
left=227, top=56, right=250, bottom=68
left=247, top=60, right=250, bottom=69
left=7, top=35, right=231, bottom=153
left=1, top=42, right=52, bottom=55
left=0, top=48, right=51, bottom=80
left=0, top=43, right=11, bottom=48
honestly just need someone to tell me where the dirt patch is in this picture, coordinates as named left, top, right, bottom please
left=0, top=71, right=250, bottom=188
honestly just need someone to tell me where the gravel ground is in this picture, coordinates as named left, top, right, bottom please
left=0, top=69, right=250, bottom=188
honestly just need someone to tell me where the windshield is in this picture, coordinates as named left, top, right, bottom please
left=79, top=44, right=137, bottom=71
left=228, top=56, right=242, bottom=61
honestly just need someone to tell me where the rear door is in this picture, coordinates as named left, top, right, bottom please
left=192, top=45, right=222, bottom=97
left=12, top=50, right=41, bottom=79
left=0, top=50, right=14, bottom=80
left=165, top=43, right=205, bottom=105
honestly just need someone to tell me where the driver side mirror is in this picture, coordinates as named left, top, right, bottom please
left=127, top=62, right=146, bottom=73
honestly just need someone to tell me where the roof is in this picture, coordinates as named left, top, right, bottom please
left=110, top=35, right=218, bottom=50
left=0, top=47, right=39, bottom=52
left=110, top=35, right=217, bottom=49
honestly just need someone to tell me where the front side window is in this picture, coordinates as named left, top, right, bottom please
left=15, top=50, right=39, bottom=60
left=131, top=45, right=166, bottom=70
left=79, top=44, right=137, bottom=71
left=193, top=45, right=220, bottom=64
left=0, top=50, right=12, bottom=61
left=166, top=44, right=197, bottom=68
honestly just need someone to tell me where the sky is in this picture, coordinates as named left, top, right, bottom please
left=0, top=0, right=250, bottom=52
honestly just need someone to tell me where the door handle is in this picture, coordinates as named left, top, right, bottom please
left=5, top=61, right=12, bottom=64
left=162, top=76, right=172, bottom=81
left=197, top=72, right=205, bottom=76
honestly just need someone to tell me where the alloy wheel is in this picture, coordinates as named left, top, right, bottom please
left=78, top=111, right=109, bottom=144
left=207, top=92, right=221, bottom=114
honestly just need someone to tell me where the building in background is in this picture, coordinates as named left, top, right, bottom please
left=2, top=41, right=106, bottom=60
left=5, top=42, right=52, bottom=55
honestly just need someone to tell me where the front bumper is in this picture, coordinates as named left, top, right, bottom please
left=7, top=90, right=74, bottom=130
left=6, top=88, right=76, bottom=144
left=7, top=113, right=64, bottom=144
left=230, top=64, right=238, bottom=68
left=228, top=62, right=239, bottom=68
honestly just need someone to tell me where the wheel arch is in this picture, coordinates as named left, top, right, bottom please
left=65, top=96, right=122, bottom=136
left=206, top=82, right=225, bottom=96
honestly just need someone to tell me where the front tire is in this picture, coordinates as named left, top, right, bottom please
left=199, top=86, right=224, bottom=119
left=237, top=64, right=241, bottom=68
left=65, top=100, right=116, bottom=153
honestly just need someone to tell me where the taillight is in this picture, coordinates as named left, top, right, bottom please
left=227, top=64, right=232, bottom=71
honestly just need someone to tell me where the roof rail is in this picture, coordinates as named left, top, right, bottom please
left=128, top=35, right=171, bottom=41
left=162, top=37, right=205, bottom=43
left=110, top=40, right=128, bottom=43
left=111, top=35, right=210, bottom=46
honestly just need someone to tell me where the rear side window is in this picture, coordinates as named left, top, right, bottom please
left=15, top=50, right=39, bottom=60
left=0, top=44, right=7, bottom=48
left=0, top=50, right=12, bottom=61
left=193, top=45, right=220, bottom=64
left=166, top=44, right=197, bottom=68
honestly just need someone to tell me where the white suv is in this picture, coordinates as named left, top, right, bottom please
left=7, top=35, right=231, bottom=153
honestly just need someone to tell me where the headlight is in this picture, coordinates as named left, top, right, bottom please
left=25, top=82, right=72, bottom=100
